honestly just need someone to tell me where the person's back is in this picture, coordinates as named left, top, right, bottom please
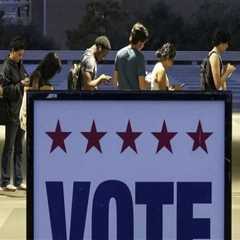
left=150, top=43, right=177, bottom=91
left=20, top=52, right=61, bottom=131
left=77, top=49, right=97, bottom=90
left=151, top=62, right=169, bottom=90
left=114, top=22, right=149, bottom=90
left=115, top=46, right=145, bottom=90
left=76, top=36, right=112, bottom=91
left=202, top=51, right=223, bottom=91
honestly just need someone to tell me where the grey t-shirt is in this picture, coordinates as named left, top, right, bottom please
left=114, top=46, right=146, bottom=90
left=77, top=49, right=97, bottom=89
left=80, top=49, right=97, bottom=79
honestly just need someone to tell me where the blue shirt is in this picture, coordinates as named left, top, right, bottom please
left=115, top=46, right=146, bottom=90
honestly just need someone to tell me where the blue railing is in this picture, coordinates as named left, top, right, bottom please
left=0, top=51, right=239, bottom=111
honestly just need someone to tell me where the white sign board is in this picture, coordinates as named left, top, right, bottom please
left=28, top=92, right=231, bottom=240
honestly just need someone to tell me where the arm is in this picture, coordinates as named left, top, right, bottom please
left=138, top=54, right=149, bottom=90
left=81, top=55, right=105, bottom=90
left=209, top=54, right=232, bottom=90
left=155, top=69, right=167, bottom=90
left=82, top=70, right=103, bottom=90
left=113, top=55, right=119, bottom=88
left=113, top=70, right=119, bottom=88
left=1, top=65, right=23, bottom=101
left=139, top=76, right=149, bottom=90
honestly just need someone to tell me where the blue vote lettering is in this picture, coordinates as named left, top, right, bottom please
left=45, top=181, right=212, bottom=239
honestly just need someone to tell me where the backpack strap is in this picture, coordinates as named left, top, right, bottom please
left=68, top=63, right=81, bottom=90
left=208, top=51, right=217, bottom=58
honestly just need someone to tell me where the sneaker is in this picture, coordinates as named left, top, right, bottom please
left=4, top=184, right=17, bottom=192
left=0, top=187, right=3, bottom=191
left=17, top=183, right=27, bottom=191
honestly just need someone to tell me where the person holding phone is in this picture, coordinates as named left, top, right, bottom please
left=77, top=36, right=112, bottom=90
left=151, top=42, right=183, bottom=91
left=20, top=52, right=62, bottom=132
left=0, top=37, right=29, bottom=191
left=208, top=29, right=236, bottom=90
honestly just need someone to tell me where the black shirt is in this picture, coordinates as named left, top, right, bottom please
left=1, top=57, right=27, bottom=123
left=206, top=51, right=223, bottom=91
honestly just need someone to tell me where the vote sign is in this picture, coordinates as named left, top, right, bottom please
left=28, top=92, right=231, bottom=240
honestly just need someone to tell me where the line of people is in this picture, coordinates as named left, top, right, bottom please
left=0, top=22, right=236, bottom=192
left=0, top=37, right=61, bottom=192
left=69, top=22, right=236, bottom=92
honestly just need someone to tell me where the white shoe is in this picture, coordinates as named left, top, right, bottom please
left=18, top=183, right=27, bottom=191
left=4, top=184, right=17, bottom=192
left=0, top=187, right=3, bottom=191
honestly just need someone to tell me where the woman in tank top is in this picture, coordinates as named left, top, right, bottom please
left=151, top=43, right=182, bottom=91
left=208, top=30, right=236, bottom=90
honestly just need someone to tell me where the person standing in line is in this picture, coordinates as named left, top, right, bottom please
left=202, top=29, right=236, bottom=91
left=76, top=36, right=112, bottom=90
left=113, top=22, right=149, bottom=90
left=20, top=52, right=62, bottom=132
left=150, top=42, right=184, bottom=91
left=0, top=37, right=29, bottom=191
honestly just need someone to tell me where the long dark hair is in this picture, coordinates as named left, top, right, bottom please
left=31, top=52, right=62, bottom=86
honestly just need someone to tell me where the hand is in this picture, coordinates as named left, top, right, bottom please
left=226, top=63, right=236, bottom=75
left=39, top=85, right=54, bottom=90
left=100, top=74, right=112, bottom=82
left=21, top=77, right=30, bottom=86
left=170, top=84, right=183, bottom=91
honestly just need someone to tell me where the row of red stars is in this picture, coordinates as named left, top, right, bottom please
left=45, top=120, right=213, bottom=154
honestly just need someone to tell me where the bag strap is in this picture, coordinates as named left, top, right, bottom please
left=208, top=51, right=217, bottom=58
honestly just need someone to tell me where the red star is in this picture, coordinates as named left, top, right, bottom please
left=81, top=120, right=106, bottom=153
left=152, top=120, right=177, bottom=153
left=117, top=120, right=142, bottom=153
left=187, top=121, right=213, bottom=153
left=46, top=120, right=71, bottom=153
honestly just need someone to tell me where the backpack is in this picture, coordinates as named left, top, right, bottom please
left=200, top=51, right=221, bottom=91
left=67, top=63, right=82, bottom=90
left=200, top=55, right=212, bottom=90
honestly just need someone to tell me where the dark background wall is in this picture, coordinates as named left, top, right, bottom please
left=31, top=0, right=240, bottom=49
